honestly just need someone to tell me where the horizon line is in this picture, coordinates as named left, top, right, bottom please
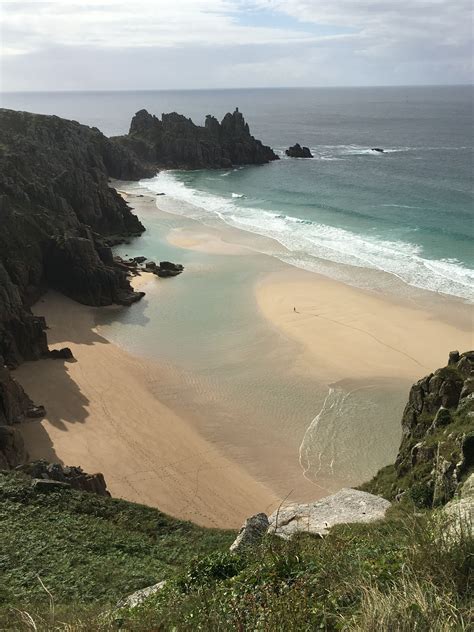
left=2, top=83, right=473, bottom=95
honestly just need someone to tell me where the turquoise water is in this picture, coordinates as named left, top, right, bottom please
left=3, top=85, right=473, bottom=300
left=94, top=199, right=406, bottom=497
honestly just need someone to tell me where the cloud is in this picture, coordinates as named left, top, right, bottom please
left=0, top=0, right=316, bottom=54
left=0, top=0, right=471, bottom=90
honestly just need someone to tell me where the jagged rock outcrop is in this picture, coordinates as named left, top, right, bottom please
left=285, top=143, right=313, bottom=158
left=0, top=355, right=46, bottom=468
left=114, top=107, right=279, bottom=169
left=0, top=108, right=155, bottom=466
left=18, top=460, right=110, bottom=496
left=267, top=489, right=391, bottom=539
left=230, top=513, right=269, bottom=552
left=364, top=351, right=474, bottom=506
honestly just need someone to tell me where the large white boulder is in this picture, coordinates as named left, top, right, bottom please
left=268, top=488, right=391, bottom=539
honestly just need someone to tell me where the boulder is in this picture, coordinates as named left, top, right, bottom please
left=49, top=347, right=74, bottom=360
left=443, top=473, right=474, bottom=540
left=230, top=513, right=269, bottom=553
left=285, top=143, right=313, bottom=158
left=372, top=147, right=384, bottom=153
left=32, top=478, right=71, bottom=492
left=26, top=405, right=46, bottom=419
left=268, top=488, right=391, bottom=539
left=117, top=581, right=167, bottom=609
left=19, top=460, right=111, bottom=496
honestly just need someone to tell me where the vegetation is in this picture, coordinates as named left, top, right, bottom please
left=0, top=471, right=233, bottom=608
left=0, top=470, right=472, bottom=631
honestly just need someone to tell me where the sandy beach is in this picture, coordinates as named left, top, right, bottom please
left=256, top=269, right=473, bottom=384
left=15, top=191, right=473, bottom=529
left=16, top=289, right=279, bottom=529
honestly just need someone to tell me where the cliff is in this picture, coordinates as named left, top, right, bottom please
left=0, top=108, right=155, bottom=467
left=113, top=107, right=279, bottom=169
left=362, top=350, right=474, bottom=506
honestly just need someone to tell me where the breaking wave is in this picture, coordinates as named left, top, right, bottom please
left=142, top=172, right=474, bottom=302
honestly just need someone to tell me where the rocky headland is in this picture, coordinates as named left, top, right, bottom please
left=113, top=107, right=279, bottom=169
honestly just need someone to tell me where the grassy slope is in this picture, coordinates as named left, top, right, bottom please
left=1, top=470, right=472, bottom=630
left=0, top=471, right=233, bottom=610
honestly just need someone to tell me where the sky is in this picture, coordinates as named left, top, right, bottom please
left=0, top=0, right=472, bottom=91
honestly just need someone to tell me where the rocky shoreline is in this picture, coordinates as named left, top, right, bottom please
left=0, top=105, right=279, bottom=470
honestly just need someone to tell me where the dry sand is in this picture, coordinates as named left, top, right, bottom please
left=16, top=290, right=279, bottom=529
left=167, top=227, right=251, bottom=255
left=256, top=268, right=473, bottom=384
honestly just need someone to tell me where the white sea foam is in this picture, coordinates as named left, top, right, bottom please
left=231, top=192, right=245, bottom=198
left=143, top=172, right=474, bottom=302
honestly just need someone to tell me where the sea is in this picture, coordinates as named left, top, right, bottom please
left=3, top=85, right=473, bottom=301
left=3, top=86, right=473, bottom=500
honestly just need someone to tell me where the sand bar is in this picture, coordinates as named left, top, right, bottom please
left=256, top=268, right=473, bottom=384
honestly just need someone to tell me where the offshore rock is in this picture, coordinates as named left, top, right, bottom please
left=114, top=107, right=279, bottom=169
left=285, top=143, right=313, bottom=158
left=230, top=513, right=269, bottom=552
left=268, top=489, right=391, bottom=539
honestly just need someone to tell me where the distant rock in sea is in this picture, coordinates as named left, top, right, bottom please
left=285, top=143, right=313, bottom=158
left=113, top=107, right=279, bottom=169
left=371, top=147, right=384, bottom=153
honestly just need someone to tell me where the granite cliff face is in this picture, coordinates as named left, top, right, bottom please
left=114, top=107, right=279, bottom=169
left=363, top=351, right=474, bottom=506
left=0, top=108, right=154, bottom=467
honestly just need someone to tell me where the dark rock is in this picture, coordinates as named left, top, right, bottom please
left=372, top=147, right=384, bottom=153
left=449, top=350, right=460, bottom=365
left=133, top=256, right=147, bottom=264
left=0, top=426, right=27, bottom=469
left=461, top=433, right=474, bottom=468
left=372, top=350, right=474, bottom=506
left=145, top=261, right=158, bottom=271
left=116, top=290, right=145, bottom=306
left=285, top=143, right=313, bottom=158
left=430, top=406, right=453, bottom=429
left=113, top=107, right=279, bottom=169
left=49, top=347, right=74, bottom=360
left=156, top=262, right=184, bottom=278
left=159, top=261, right=184, bottom=272
left=26, top=405, right=46, bottom=419
left=20, top=459, right=111, bottom=496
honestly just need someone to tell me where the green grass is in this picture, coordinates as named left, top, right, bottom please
left=0, top=471, right=233, bottom=609
left=114, top=510, right=473, bottom=631
left=1, top=486, right=471, bottom=631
